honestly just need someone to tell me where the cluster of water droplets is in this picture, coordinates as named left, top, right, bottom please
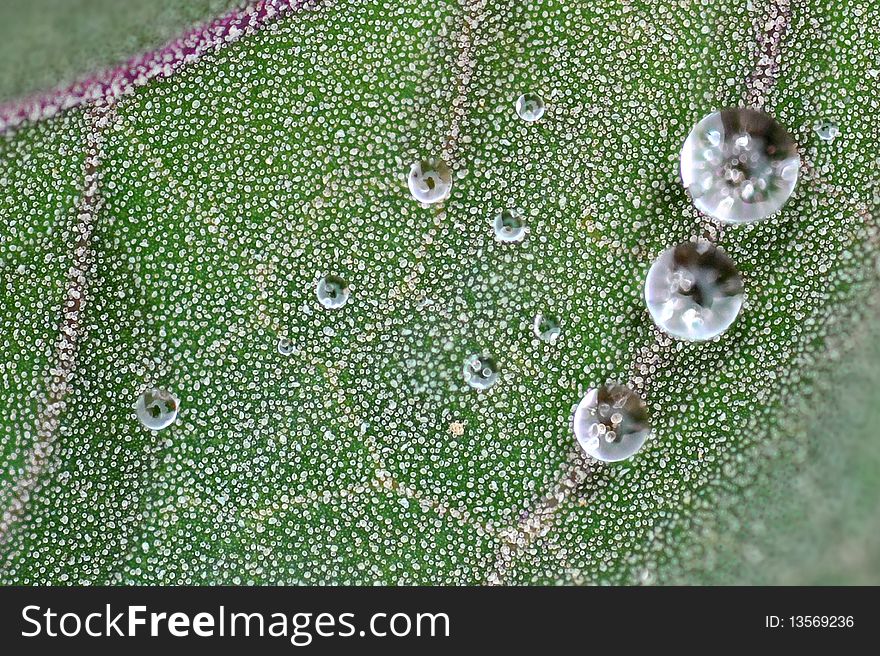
left=565, top=107, right=799, bottom=463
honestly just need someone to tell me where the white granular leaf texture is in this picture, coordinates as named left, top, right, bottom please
left=0, top=0, right=878, bottom=585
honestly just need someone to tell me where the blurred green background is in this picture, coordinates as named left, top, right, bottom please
left=0, top=0, right=241, bottom=102
left=707, top=296, right=880, bottom=585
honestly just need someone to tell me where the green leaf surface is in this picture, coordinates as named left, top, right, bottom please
left=1, top=0, right=879, bottom=584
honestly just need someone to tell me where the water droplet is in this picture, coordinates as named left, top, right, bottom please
left=532, top=313, right=561, bottom=343
left=277, top=337, right=294, bottom=355
left=462, top=353, right=499, bottom=390
left=407, top=157, right=452, bottom=204
left=644, top=240, right=744, bottom=341
left=493, top=209, right=527, bottom=243
left=573, top=383, right=651, bottom=462
left=136, top=388, right=180, bottom=430
left=316, top=274, right=350, bottom=309
left=515, top=93, right=545, bottom=122
left=813, top=120, right=840, bottom=143
left=680, top=107, right=800, bottom=223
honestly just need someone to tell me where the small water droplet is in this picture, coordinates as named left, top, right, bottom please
left=277, top=337, right=294, bottom=355
left=463, top=353, right=499, bottom=390
left=515, top=92, right=545, bottom=122
left=407, top=157, right=452, bottom=204
left=136, top=388, right=180, bottom=430
left=680, top=107, right=800, bottom=223
left=316, top=274, right=350, bottom=309
left=573, top=383, right=651, bottom=462
left=644, top=240, right=744, bottom=341
left=532, top=313, right=561, bottom=343
left=493, top=209, right=527, bottom=242
left=813, top=120, right=840, bottom=143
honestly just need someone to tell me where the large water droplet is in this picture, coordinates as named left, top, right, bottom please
left=532, top=313, right=561, bottom=343
left=573, top=384, right=651, bottom=462
left=277, top=337, right=294, bottom=355
left=644, top=240, right=744, bottom=341
left=493, top=209, right=527, bottom=243
left=515, top=93, right=545, bottom=122
left=316, top=274, right=350, bottom=309
left=407, top=157, right=452, bottom=204
left=680, top=107, right=800, bottom=223
left=136, top=388, right=179, bottom=430
left=463, top=353, right=499, bottom=390
left=813, top=120, right=840, bottom=143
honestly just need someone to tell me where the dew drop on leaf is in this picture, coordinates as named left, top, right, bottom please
left=135, top=388, right=180, bottom=431
left=644, top=240, right=744, bottom=341
left=532, top=313, right=561, bottom=343
left=680, top=107, right=800, bottom=223
left=462, top=353, right=499, bottom=390
left=407, top=157, right=452, bottom=204
left=573, top=384, right=651, bottom=462
left=315, top=274, right=350, bottom=310
left=813, top=120, right=840, bottom=142
left=492, top=209, right=527, bottom=242
left=515, top=92, right=545, bottom=122
left=277, top=337, right=294, bottom=356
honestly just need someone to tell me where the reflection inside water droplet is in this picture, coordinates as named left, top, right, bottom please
left=493, top=209, right=527, bottom=242
left=813, top=120, right=840, bottom=142
left=316, top=274, right=350, bottom=309
left=644, top=240, right=744, bottom=341
left=533, top=313, right=561, bottom=343
left=573, top=383, right=651, bottom=462
left=463, top=353, right=499, bottom=390
left=136, top=388, right=179, bottom=430
left=515, top=93, right=545, bottom=122
left=680, top=107, right=800, bottom=223
left=407, top=157, right=452, bottom=204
